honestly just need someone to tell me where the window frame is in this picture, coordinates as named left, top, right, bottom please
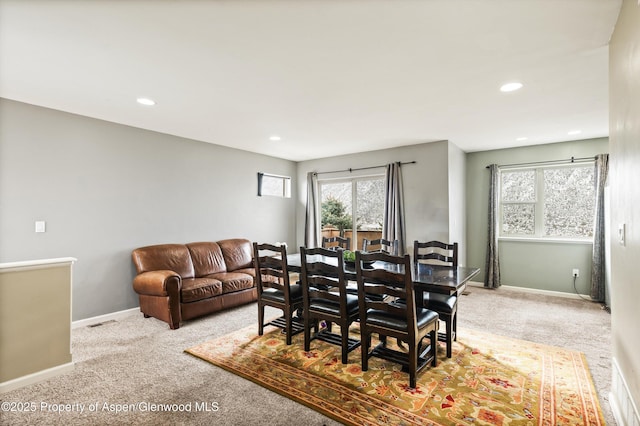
left=257, top=172, right=291, bottom=198
left=317, top=172, right=385, bottom=245
left=498, top=162, right=595, bottom=243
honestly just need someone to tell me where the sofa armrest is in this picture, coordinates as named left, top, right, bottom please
left=133, top=270, right=181, bottom=297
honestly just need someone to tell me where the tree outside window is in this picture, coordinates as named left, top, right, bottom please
left=321, top=196, right=352, bottom=231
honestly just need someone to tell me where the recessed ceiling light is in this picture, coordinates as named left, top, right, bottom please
left=568, top=130, right=582, bottom=135
left=269, top=135, right=281, bottom=141
left=136, top=97, right=156, bottom=106
left=500, top=82, right=523, bottom=92
left=516, top=137, right=528, bottom=141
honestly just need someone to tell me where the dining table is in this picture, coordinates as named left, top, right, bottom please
left=286, top=252, right=480, bottom=345
left=286, top=253, right=480, bottom=298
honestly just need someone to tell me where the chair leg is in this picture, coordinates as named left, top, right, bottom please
left=408, top=341, right=418, bottom=389
left=258, top=303, right=265, bottom=336
left=285, top=310, right=293, bottom=345
left=453, top=310, right=458, bottom=341
left=445, top=314, right=453, bottom=358
left=304, top=311, right=312, bottom=352
left=430, top=329, right=438, bottom=367
left=361, top=332, right=370, bottom=371
left=341, top=323, right=349, bottom=364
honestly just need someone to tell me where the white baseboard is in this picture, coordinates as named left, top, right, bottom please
left=72, top=307, right=139, bottom=329
left=610, top=358, right=640, bottom=426
left=466, top=281, right=592, bottom=300
left=0, top=362, right=74, bottom=394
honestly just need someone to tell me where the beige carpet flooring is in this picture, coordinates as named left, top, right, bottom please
left=1, top=286, right=614, bottom=425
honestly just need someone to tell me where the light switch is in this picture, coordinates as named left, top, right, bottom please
left=35, top=221, right=46, bottom=233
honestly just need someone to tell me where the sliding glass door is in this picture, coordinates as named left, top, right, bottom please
left=319, top=176, right=384, bottom=251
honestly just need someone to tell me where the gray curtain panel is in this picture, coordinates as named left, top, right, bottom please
left=590, top=153, right=609, bottom=302
left=382, top=162, right=406, bottom=255
left=484, top=164, right=501, bottom=288
left=304, top=171, right=320, bottom=248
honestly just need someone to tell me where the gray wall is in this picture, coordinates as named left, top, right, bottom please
left=465, top=137, right=609, bottom=294
left=296, top=140, right=467, bottom=262
left=609, top=0, right=640, bottom=415
left=0, top=96, right=618, bottom=323
left=448, top=142, right=467, bottom=266
left=0, top=99, right=297, bottom=321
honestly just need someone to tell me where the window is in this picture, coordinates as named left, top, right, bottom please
left=500, top=164, right=595, bottom=239
left=319, top=176, right=385, bottom=249
left=258, top=172, right=291, bottom=198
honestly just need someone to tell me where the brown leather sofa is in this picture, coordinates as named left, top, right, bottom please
left=131, top=238, right=257, bottom=329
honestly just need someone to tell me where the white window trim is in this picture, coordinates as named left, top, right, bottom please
left=499, top=236, right=594, bottom=245
left=499, top=161, right=595, bottom=241
left=317, top=173, right=385, bottom=244
left=257, top=172, right=291, bottom=198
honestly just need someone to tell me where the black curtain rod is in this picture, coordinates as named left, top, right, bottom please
left=486, top=156, right=595, bottom=169
left=315, top=160, right=416, bottom=176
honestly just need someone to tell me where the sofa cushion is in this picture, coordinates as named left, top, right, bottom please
left=186, top=242, right=227, bottom=277
left=207, top=272, right=254, bottom=294
left=181, top=277, right=223, bottom=303
left=218, top=238, right=253, bottom=271
left=132, top=244, right=195, bottom=279
left=234, top=267, right=256, bottom=278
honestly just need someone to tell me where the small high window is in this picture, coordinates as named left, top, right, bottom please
left=258, top=172, right=291, bottom=198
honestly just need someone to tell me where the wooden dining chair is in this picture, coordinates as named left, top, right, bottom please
left=253, top=242, right=304, bottom=345
left=362, top=238, right=399, bottom=255
left=414, top=240, right=458, bottom=358
left=322, top=236, right=351, bottom=251
left=355, top=250, right=438, bottom=389
left=300, top=246, right=360, bottom=363
left=359, top=238, right=400, bottom=300
left=346, top=238, right=392, bottom=301
left=359, top=237, right=400, bottom=299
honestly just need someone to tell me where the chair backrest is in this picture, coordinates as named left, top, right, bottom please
left=362, top=238, right=399, bottom=256
left=355, top=251, right=419, bottom=335
left=322, top=236, right=351, bottom=251
left=413, top=240, right=458, bottom=267
left=300, top=246, right=349, bottom=314
left=253, top=242, right=292, bottom=300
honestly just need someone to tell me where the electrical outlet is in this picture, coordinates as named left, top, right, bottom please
left=572, top=269, right=579, bottom=278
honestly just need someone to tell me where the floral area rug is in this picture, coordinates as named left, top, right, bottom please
left=185, top=323, right=604, bottom=425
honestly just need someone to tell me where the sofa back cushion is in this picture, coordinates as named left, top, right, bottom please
left=218, top=238, right=254, bottom=271
left=186, top=242, right=227, bottom=277
left=132, top=244, right=195, bottom=278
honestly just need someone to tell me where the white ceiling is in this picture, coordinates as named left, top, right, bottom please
left=0, top=0, right=622, bottom=162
